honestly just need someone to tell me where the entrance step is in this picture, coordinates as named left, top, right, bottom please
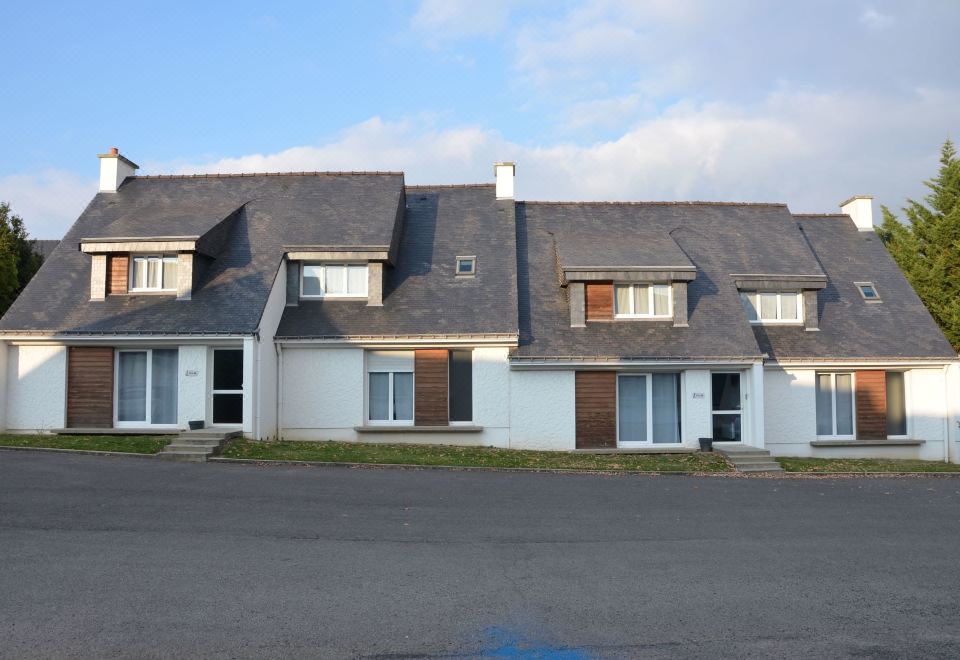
left=157, top=430, right=241, bottom=462
left=713, top=443, right=783, bottom=473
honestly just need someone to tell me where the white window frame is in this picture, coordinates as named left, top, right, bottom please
left=210, top=348, right=244, bottom=427
left=300, top=262, right=368, bottom=299
left=129, top=254, right=178, bottom=293
left=815, top=372, right=856, bottom=439
left=613, top=283, right=673, bottom=319
left=114, top=348, right=180, bottom=428
left=366, top=370, right=414, bottom=425
left=885, top=370, right=909, bottom=439
left=855, top=281, right=882, bottom=302
left=615, top=373, right=683, bottom=447
left=455, top=256, right=477, bottom=278
left=710, top=371, right=744, bottom=443
left=741, top=290, right=804, bottom=324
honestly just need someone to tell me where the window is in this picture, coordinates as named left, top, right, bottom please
left=886, top=371, right=907, bottom=437
left=116, top=348, right=178, bottom=426
left=455, top=256, right=476, bottom=277
left=301, top=263, right=368, bottom=298
left=449, top=349, right=473, bottom=422
left=130, top=255, right=178, bottom=292
left=856, top=282, right=881, bottom=302
left=614, top=284, right=672, bottom=318
left=740, top=291, right=802, bottom=324
left=617, top=373, right=681, bottom=445
left=367, top=351, right=414, bottom=424
left=816, top=372, right=855, bottom=438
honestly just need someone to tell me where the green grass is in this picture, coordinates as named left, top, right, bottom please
left=221, top=440, right=732, bottom=472
left=0, top=434, right=171, bottom=454
left=778, top=457, right=960, bottom=473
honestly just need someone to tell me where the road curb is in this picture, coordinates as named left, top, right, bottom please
left=0, top=445, right=160, bottom=459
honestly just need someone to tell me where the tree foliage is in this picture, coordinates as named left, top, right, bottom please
left=0, top=202, right=44, bottom=316
left=878, top=139, right=960, bottom=349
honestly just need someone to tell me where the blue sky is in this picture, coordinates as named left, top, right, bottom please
left=1, top=0, right=958, bottom=237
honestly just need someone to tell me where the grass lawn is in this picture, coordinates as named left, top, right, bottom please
left=0, top=434, right=171, bottom=454
left=221, top=440, right=732, bottom=472
left=778, top=457, right=960, bottom=473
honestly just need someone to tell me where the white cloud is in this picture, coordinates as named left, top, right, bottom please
left=162, top=86, right=958, bottom=215
left=411, top=0, right=515, bottom=40
left=860, top=8, right=895, bottom=30
left=0, top=169, right=96, bottom=238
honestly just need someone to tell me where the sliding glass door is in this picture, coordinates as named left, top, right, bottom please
left=617, top=373, right=681, bottom=445
left=116, top=349, right=178, bottom=426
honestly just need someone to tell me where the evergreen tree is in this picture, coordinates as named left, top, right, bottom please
left=0, top=202, right=44, bottom=316
left=878, top=139, right=960, bottom=349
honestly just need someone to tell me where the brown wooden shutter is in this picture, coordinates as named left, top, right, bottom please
left=585, top=282, right=614, bottom=321
left=415, top=349, right=448, bottom=426
left=67, top=347, right=115, bottom=428
left=855, top=370, right=887, bottom=439
left=575, top=371, right=617, bottom=448
left=107, top=255, right=128, bottom=294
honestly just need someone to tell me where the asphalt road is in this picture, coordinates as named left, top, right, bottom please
left=2, top=452, right=960, bottom=659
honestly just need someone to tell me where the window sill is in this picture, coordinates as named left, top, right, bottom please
left=810, top=439, right=926, bottom=447
left=300, top=296, right=368, bottom=302
left=355, top=425, right=484, bottom=433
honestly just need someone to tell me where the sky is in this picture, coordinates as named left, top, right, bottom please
left=1, top=0, right=958, bottom=238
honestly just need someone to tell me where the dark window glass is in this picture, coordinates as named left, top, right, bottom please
left=712, top=373, right=741, bottom=411
left=213, top=393, right=243, bottom=424
left=214, top=350, right=243, bottom=391
left=712, top=413, right=742, bottom=442
left=449, top=349, right=473, bottom=422
left=859, top=284, right=878, bottom=299
left=457, top=259, right=475, bottom=274
left=886, top=372, right=907, bottom=436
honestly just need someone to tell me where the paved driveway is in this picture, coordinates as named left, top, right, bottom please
left=2, top=452, right=960, bottom=658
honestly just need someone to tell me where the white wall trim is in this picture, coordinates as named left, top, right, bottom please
left=278, top=335, right=518, bottom=348
left=512, top=359, right=762, bottom=370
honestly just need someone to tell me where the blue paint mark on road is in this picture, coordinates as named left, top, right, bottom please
left=476, top=626, right=593, bottom=659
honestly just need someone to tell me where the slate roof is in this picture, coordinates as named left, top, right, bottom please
left=752, top=215, right=957, bottom=360
left=31, top=239, right=60, bottom=260
left=515, top=202, right=825, bottom=360
left=276, top=185, right=519, bottom=338
left=0, top=173, right=405, bottom=335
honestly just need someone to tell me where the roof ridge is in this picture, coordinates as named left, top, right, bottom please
left=405, top=183, right=495, bottom=189
left=132, top=171, right=404, bottom=180
left=522, top=200, right=788, bottom=207
left=793, top=213, right=848, bottom=218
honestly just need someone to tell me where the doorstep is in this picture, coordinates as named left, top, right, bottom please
left=355, top=425, right=484, bottom=433
left=51, top=427, right=181, bottom=436
left=809, top=439, right=926, bottom=447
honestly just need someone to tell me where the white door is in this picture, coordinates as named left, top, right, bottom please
left=711, top=372, right=742, bottom=442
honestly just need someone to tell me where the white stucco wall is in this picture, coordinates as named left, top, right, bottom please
left=6, top=344, right=66, bottom=431
left=764, top=366, right=952, bottom=461
left=681, top=370, right=712, bottom=448
left=254, top=262, right=287, bottom=440
left=470, top=347, right=510, bottom=447
left=281, top=347, right=365, bottom=440
left=508, top=370, right=576, bottom=450
left=177, top=345, right=208, bottom=428
left=0, top=341, right=7, bottom=431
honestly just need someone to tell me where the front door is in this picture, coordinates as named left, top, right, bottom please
left=211, top=349, right=243, bottom=425
left=711, top=372, right=742, bottom=442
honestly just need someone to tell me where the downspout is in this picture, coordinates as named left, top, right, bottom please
left=943, top=365, right=952, bottom=463
left=275, top=342, right=283, bottom=442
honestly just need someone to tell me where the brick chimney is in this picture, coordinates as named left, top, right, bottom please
left=98, top=147, right=139, bottom=193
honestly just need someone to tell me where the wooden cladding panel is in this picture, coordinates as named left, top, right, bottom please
left=575, top=371, right=617, bottom=449
left=67, top=347, right=114, bottom=428
left=855, top=370, right=887, bottom=440
left=585, top=282, right=614, bottom=321
left=107, top=254, right=128, bottom=294
left=415, top=349, right=449, bottom=426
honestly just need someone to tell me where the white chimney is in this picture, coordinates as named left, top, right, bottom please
left=494, top=161, right=515, bottom=200
left=840, top=195, right=874, bottom=232
left=98, top=147, right=139, bottom=193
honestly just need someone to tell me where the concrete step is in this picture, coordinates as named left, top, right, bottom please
left=728, top=455, right=781, bottom=464
left=172, top=437, right=228, bottom=446
left=737, top=465, right=784, bottom=473
left=164, top=443, right=220, bottom=452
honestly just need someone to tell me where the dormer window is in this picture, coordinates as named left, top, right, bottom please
left=740, top=291, right=803, bottom=324
left=301, top=263, right=368, bottom=299
left=856, top=282, right=881, bottom=302
left=130, top=254, right=178, bottom=292
left=456, top=256, right=476, bottom=277
left=614, top=283, right=672, bottom=318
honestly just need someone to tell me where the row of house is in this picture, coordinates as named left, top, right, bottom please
left=1, top=149, right=958, bottom=461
